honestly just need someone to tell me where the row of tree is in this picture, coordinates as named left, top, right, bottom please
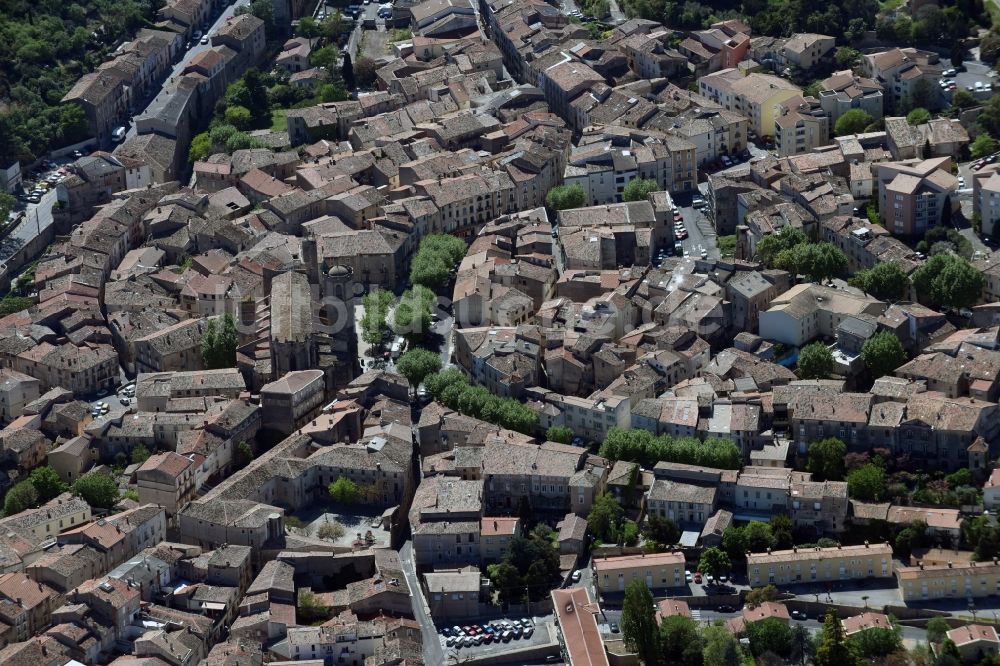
left=424, top=368, right=539, bottom=434
left=409, top=234, right=468, bottom=290
left=599, top=427, right=742, bottom=469
left=4, top=466, right=120, bottom=516
left=623, top=578, right=904, bottom=666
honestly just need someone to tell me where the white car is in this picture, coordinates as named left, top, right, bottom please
left=112, top=126, right=127, bottom=142
left=571, top=570, right=582, bottom=582
left=200, top=35, right=209, bottom=44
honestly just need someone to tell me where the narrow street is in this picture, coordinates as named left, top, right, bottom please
left=400, top=541, right=446, bottom=665
left=125, top=0, right=251, bottom=143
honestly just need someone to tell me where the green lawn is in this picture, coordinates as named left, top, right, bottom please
left=270, top=108, right=289, bottom=132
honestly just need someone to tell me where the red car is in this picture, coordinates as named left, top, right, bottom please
left=694, top=572, right=702, bottom=584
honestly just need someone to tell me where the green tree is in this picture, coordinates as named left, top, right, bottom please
left=911, top=253, right=984, bottom=309
left=311, top=45, right=339, bottom=70
left=835, top=47, right=861, bottom=68
left=340, top=53, right=357, bottom=90
left=296, top=15, right=320, bottom=37
left=798, top=342, right=834, bottom=380
left=755, top=226, right=808, bottom=265
left=815, top=610, right=857, bottom=666
left=621, top=579, right=659, bottom=665
left=861, top=331, right=907, bottom=379
left=747, top=617, right=794, bottom=657
left=745, top=584, right=779, bottom=608
left=0, top=193, right=15, bottom=224
left=328, top=477, right=360, bottom=504
left=393, top=285, right=436, bottom=339
left=906, top=108, right=931, bottom=125
left=546, top=425, right=574, bottom=443
left=698, top=546, right=732, bottom=578
left=587, top=493, right=623, bottom=543
left=621, top=178, right=659, bottom=202
left=849, top=262, right=909, bottom=301
left=703, top=623, right=743, bottom=666
left=835, top=109, right=874, bottom=136
left=396, top=348, right=442, bottom=393
left=353, top=56, right=379, bottom=89
left=643, top=515, right=680, bottom=546
left=29, top=466, right=66, bottom=503
left=807, top=438, right=847, bottom=481
left=0, top=297, right=33, bottom=316
left=236, top=440, right=254, bottom=469
left=775, top=242, right=847, bottom=281
left=659, top=615, right=704, bottom=666
left=743, top=521, right=774, bottom=553
left=73, top=473, right=120, bottom=509
left=951, top=89, right=977, bottom=114
left=201, top=319, right=219, bottom=368
left=296, top=589, right=330, bottom=623
left=224, top=105, right=252, bottom=130
left=409, top=234, right=467, bottom=289
left=621, top=520, right=639, bottom=546
left=361, top=289, right=394, bottom=347
left=849, top=625, right=902, bottom=661
left=546, top=184, right=586, bottom=211
left=189, top=132, right=213, bottom=162
left=926, top=617, right=950, bottom=643
left=847, top=463, right=887, bottom=501
left=130, top=445, right=151, bottom=465
left=486, top=561, right=523, bottom=605
left=3, top=480, right=38, bottom=516
left=971, top=133, right=999, bottom=159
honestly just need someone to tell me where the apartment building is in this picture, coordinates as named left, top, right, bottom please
left=875, top=157, right=958, bottom=236
left=779, top=33, right=835, bottom=71
left=774, top=96, right=829, bottom=157
left=897, top=559, right=1000, bottom=601
left=817, top=71, right=884, bottom=132
left=593, top=551, right=686, bottom=593
left=533, top=390, right=632, bottom=443
left=747, top=543, right=893, bottom=587
left=862, top=47, right=942, bottom=112
left=480, top=517, right=520, bottom=563
left=678, top=20, right=751, bottom=75
left=759, top=283, right=886, bottom=348
left=973, top=163, right=1000, bottom=237
left=698, top=69, right=801, bottom=138
left=61, top=72, right=128, bottom=146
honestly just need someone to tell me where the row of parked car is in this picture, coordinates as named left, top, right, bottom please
left=441, top=619, right=535, bottom=649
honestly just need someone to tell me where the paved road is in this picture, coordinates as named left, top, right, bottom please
left=344, top=2, right=380, bottom=59
left=125, top=0, right=251, bottom=143
left=400, top=541, right=446, bottom=666
left=0, top=187, right=57, bottom=268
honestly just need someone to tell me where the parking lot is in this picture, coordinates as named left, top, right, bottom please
left=89, top=381, right=135, bottom=420
left=938, top=61, right=996, bottom=105
left=439, top=616, right=555, bottom=658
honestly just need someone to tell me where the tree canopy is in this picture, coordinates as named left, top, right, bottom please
left=599, top=427, right=741, bottom=469
left=755, top=227, right=808, bottom=265
left=393, top=285, right=436, bottom=340
left=972, top=133, right=999, bottom=159
left=835, top=109, right=875, bottom=136
left=861, top=331, right=908, bottom=379
left=698, top=546, right=732, bottom=577
left=911, top=253, right=984, bottom=309
left=3, top=480, right=38, bottom=516
left=409, top=234, right=467, bottom=289
left=546, top=184, right=586, bottom=211
left=847, top=463, right=887, bottom=501
left=622, top=178, right=659, bottom=202
left=361, top=289, right=394, bottom=348
left=201, top=314, right=238, bottom=369
left=328, top=477, right=360, bottom=504
left=396, top=348, right=442, bottom=392
left=587, top=493, right=624, bottom=543
left=807, top=438, right=847, bottom=481
left=906, top=108, right=931, bottom=126
left=423, top=369, right=539, bottom=434
left=774, top=242, right=847, bottom=281
left=73, top=473, right=119, bottom=509
left=621, top=580, right=659, bottom=664
left=545, top=425, right=573, bottom=444
left=797, top=342, right=834, bottom=380
left=849, top=262, right=909, bottom=301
